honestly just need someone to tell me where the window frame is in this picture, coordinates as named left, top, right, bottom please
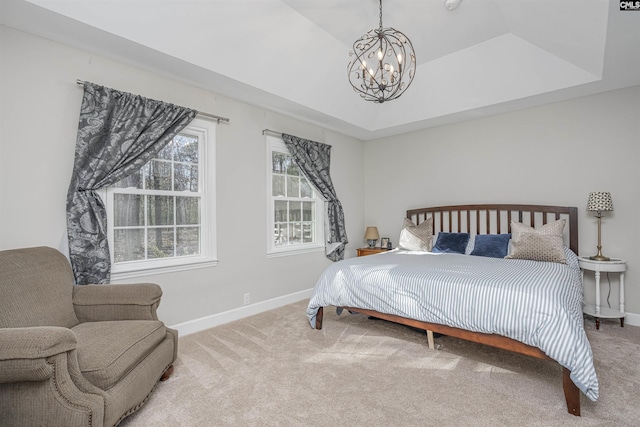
left=266, top=135, right=325, bottom=258
left=105, top=117, right=217, bottom=280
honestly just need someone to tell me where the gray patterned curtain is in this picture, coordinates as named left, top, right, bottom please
left=66, top=82, right=197, bottom=284
left=282, top=134, right=348, bottom=261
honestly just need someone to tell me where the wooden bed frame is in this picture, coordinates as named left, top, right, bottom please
left=314, top=204, right=582, bottom=416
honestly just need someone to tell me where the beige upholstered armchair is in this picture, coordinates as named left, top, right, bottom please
left=0, top=247, right=178, bottom=427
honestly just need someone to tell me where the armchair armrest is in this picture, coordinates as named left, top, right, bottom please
left=0, top=328, right=105, bottom=425
left=72, top=283, right=163, bottom=322
left=0, top=327, right=77, bottom=383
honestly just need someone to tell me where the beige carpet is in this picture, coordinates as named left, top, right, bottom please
left=120, top=300, right=639, bottom=426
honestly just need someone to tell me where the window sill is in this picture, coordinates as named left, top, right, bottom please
left=110, top=257, right=218, bottom=281
left=267, top=245, right=324, bottom=258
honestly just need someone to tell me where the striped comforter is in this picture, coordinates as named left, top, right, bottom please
left=306, top=249, right=599, bottom=401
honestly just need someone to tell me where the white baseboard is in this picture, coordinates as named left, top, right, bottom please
left=171, top=288, right=314, bottom=337
left=624, top=311, right=640, bottom=327
left=172, top=290, right=640, bottom=337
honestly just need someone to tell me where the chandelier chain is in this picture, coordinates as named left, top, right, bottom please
left=379, top=0, right=383, bottom=29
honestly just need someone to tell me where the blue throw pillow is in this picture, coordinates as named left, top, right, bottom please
left=431, top=232, right=470, bottom=254
left=470, top=234, right=511, bottom=258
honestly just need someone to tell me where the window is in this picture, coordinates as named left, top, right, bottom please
left=267, top=136, right=324, bottom=256
left=105, top=118, right=216, bottom=278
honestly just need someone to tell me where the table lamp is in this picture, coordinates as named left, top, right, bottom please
left=586, top=191, right=613, bottom=261
left=364, top=226, right=380, bottom=248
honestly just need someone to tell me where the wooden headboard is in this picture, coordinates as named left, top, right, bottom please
left=407, top=204, right=578, bottom=255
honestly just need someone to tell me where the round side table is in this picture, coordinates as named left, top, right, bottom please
left=578, top=257, right=626, bottom=330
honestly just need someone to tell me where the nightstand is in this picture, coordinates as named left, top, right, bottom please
left=357, top=247, right=389, bottom=257
left=578, top=256, right=626, bottom=330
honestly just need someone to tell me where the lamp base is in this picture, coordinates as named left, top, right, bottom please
left=367, top=239, right=377, bottom=248
left=589, top=254, right=610, bottom=261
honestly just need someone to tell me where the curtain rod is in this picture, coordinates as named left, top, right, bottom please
left=262, top=129, right=283, bottom=137
left=262, top=129, right=330, bottom=146
left=76, top=79, right=230, bottom=124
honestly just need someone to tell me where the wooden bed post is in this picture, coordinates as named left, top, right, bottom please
left=563, top=367, right=581, bottom=416
left=315, top=306, right=323, bottom=330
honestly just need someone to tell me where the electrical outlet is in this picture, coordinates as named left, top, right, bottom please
left=243, top=293, right=250, bottom=305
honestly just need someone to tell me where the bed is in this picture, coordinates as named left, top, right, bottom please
left=307, top=203, right=597, bottom=416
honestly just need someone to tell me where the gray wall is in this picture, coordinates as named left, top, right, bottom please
left=2, top=24, right=638, bottom=327
left=364, top=86, right=640, bottom=322
left=0, top=26, right=365, bottom=326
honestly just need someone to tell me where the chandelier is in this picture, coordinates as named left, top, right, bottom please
left=347, top=0, right=416, bottom=103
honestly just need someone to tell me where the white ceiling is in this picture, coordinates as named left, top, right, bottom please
left=1, top=0, right=639, bottom=140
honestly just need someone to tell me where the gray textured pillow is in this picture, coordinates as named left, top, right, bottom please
left=506, top=219, right=567, bottom=264
left=398, top=217, right=433, bottom=251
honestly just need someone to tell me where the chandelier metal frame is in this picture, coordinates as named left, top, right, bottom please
left=347, top=0, right=416, bottom=103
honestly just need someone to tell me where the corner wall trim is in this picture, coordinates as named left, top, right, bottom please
left=622, top=311, right=640, bottom=327
left=171, top=288, right=314, bottom=336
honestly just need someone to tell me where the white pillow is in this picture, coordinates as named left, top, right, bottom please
left=398, top=217, right=433, bottom=251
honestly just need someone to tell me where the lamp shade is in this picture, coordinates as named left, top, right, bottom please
left=586, top=192, right=613, bottom=212
left=364, top=226, right=380, bottom=240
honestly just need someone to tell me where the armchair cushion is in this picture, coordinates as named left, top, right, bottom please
left=72, top=320, right=167, bottom=390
